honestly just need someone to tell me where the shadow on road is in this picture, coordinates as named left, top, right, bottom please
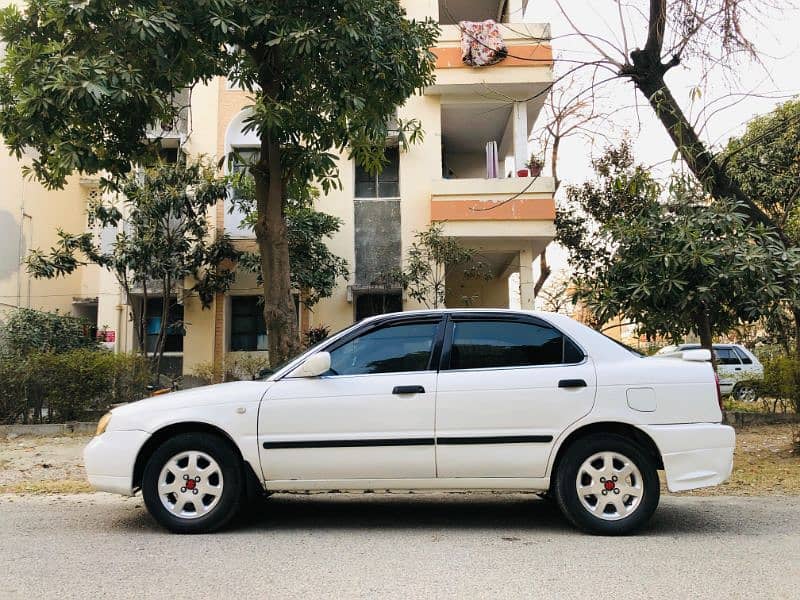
left=237, top=494, right=570, bottom=534
left=110, top=493, right=775, bottom=537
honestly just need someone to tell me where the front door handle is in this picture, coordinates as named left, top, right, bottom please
left=393, top=385, right=425, bottom=395
left=558, top=379, right=587, bottom=389
left=734, top=367, right=742, bottom=371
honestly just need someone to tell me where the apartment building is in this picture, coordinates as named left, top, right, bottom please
left=0, top=0, right=556, bottom=378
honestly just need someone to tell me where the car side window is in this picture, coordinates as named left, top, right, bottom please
left=714, top=348, right=741, bottom=365
left=733, top=347, right=753, bottom=365
left=448, top=320, right=583, bottom=370
left=327, top=322, right=438, bottom=376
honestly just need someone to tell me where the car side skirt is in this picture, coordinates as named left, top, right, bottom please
left=263, top=477, right=551, bottom=492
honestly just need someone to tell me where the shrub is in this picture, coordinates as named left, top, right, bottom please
left=0, top=350, right=149, bottom=424
left=190, top=361, right=216, bottom=385
left=0, top=308, right=98, bottom=356
left=0, top=359, right=26, bottom=424
left=758, top=355, right=800, bottom=413
left=227, top=353, right=270, bottom=380
left=303, top=325, right=331, bottom=349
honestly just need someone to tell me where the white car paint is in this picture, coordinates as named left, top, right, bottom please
left=84, top=310, right=734, bottom=501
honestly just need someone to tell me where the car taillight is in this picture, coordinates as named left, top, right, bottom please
left=714, top=372, right=723, bottom=411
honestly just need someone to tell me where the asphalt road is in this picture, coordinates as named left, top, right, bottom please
left=1, top=492, right=798, bottom=599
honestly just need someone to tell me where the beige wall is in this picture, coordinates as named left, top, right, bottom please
left=0, top=149, right=92, bottom=318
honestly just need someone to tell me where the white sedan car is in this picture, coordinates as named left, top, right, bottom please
left=85, top=310, right=735, bottom=535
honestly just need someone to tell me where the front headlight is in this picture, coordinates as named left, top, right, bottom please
left=95, top=412, right=113, bottom=436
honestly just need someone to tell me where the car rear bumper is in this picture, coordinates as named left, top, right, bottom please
left=83, top=430, right=150, bottom=496
left=641, top=423, right=735, bottom=492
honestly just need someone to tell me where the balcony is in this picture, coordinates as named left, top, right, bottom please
left=426, top=21, right=552, bottom=101
left=431, top=176, right=555, bottom=239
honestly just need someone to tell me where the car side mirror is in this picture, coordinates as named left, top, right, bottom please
left=287, top=351, right=331, bottom=378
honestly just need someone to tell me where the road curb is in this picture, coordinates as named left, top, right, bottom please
left=1, top=422, right=96, bottom=437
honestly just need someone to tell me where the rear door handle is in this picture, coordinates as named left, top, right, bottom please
left=558, top=379, right=587, bottom=389
left=393, top=385, right=425, bottom=395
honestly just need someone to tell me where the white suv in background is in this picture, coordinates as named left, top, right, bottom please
left=657, top=344, right=763, bottom=401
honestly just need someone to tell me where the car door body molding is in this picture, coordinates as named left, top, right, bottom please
left=262, top=434, right=553, bottom=449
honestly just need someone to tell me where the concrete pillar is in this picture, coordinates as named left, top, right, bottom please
left=518, top=245, right=535, bottom=310
left=512, top=101, right=528, bottom=173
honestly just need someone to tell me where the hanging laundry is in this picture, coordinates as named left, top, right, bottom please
left=459, top=20, right=508, bottom=67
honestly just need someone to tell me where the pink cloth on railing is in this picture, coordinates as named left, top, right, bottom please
left=459, top=20, right=508, bottom=67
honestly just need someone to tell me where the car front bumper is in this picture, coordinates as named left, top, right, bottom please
left=642, top=423, right=735, bottom=492
left=83, top=430, right=151, bottom=496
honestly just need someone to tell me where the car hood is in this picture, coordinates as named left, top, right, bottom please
left=110, top=381, right=272, bottom=420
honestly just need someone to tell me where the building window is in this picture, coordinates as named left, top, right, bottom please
left=144, top=297, right=184, bottom=353
left=230, top=296, right=268, bottom=352
left=355, top=292, right=402, bottom=321
left=355, top=146, right=400, bottom=199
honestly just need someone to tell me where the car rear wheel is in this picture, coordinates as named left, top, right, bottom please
left=554, top=434, right=660, bottom=535
left=733, top=383, right=759, bottom=402
left=142, top=432, right=243, bottom=534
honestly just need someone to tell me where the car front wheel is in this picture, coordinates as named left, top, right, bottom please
left=554, top=434, right=660, bottom=535
left=142, top=432, right=243, bottom=534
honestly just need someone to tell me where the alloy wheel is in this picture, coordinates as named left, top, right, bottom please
left=157, top=450, right=224, bottom=519
left=575, top=451, right=643, bottom=521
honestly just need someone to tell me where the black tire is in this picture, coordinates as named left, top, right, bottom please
left=142, top=432, right=243, bottom=534
left=553, top=433, right=660, bottom=535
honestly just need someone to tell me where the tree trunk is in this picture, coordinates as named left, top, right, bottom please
left=151, top=276, right=171, bottom=380
left=697, top=310, right=717, bottom=371
left=793, top=307, right=800, bottom=357
left=550, top=135, right=561, bottom=190
left=253, top=133, right=301, bottom=367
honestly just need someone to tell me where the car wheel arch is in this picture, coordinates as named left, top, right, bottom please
left=132, top=421, right=259, bottom=495
left=547, top=421, right=663, bottom=484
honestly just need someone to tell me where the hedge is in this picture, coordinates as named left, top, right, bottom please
left=0, top=350, right=149, bottom=424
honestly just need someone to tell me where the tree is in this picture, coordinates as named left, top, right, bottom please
left=392, top=223, right=491, bottom=310
left=0, top=0, right=439, bottom=366
left=547, top=0, right=788, bottom=237
left=230, top=170, right=349, bottom=309
left=723, top=99, right=800, bottom=352
left=558, top=142, right=800, bottom=352
left=536, top=275, right=575, bottom=316
left=25, top=160, right=238, bottom=376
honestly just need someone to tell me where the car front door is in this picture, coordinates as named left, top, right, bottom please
left=258, top=317, right=444, bottom=482
left=435, top=315, right=596, bottom=479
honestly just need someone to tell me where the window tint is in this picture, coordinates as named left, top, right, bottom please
left=328, top=322, right=438, bottom=376
left=733, top=347, right=753, bottom=364
left=355, top=146, right=400, bottom=198
left=714, top=347, right=741, bottom=365
left=449, top=320, right=582, bottom=370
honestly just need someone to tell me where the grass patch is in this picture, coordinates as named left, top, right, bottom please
left=0, top=479, right=94, bottom=495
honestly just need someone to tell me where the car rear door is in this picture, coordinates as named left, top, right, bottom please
left=434, top=314, right=596, bottom=479
left=258, top=316, right=444, bottom=482
left=714, top=346, right=742, bottom=394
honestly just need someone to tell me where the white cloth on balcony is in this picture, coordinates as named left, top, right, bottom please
left=459, top=20, right=508, bottom=67
left=486, top=141, right=499, bottom=179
